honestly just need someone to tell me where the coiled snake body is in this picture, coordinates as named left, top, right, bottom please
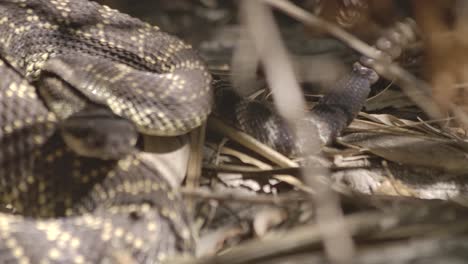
left=0, top=0, right=211, bottom=262
left=0, top=0, right=417, bottom=263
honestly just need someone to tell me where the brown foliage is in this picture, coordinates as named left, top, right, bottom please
left=304, top=0, right=397, bottom=41
left=412, top=0, right=468, bottom=115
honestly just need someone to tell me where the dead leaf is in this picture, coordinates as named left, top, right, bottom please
left=341, top=132, right=468, bottom=172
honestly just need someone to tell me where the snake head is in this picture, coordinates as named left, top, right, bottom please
left=352, top=62, right=379, bottom=84
left=60, top=107, right=139, bottom=160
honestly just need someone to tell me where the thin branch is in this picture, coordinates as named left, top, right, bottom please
left=240, top=1, right=355, bottom=262
left=181, top=188, right=307, bottom=205
left=263, top=0, right=449, bottom=125
left=208, top=117, right=298, bottom=168
left=174, top=212, right=388, bottom=264
left=261, top=0, right=380, bottom=59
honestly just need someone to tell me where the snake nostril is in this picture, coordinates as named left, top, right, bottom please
left=129, top=211, right=141, bottom=221
left=86, top=136, right=103, bottom=148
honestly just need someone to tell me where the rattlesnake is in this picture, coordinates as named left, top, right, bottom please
left=0, top=0, right=208, bottom=262
left=0, top=0, right=417, bottom=263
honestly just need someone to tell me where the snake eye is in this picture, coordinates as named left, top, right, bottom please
left=65, top=126, right=91, bottom=138
left=86, top=136, right=104, bottom=148
left=129, top=211, right=141, bottom=221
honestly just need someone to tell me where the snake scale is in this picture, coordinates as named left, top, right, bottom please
left=0, top=0, right=211, bottom=263
left=0, top=0, right=417, bottom=263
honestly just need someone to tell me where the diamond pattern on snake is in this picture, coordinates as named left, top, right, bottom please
left=0, top=0, right=419, bottom=263
left=0, top=0, right=212, bottom=262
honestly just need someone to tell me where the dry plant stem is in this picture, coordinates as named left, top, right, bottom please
left=186, top=124, right=206, bottom=213
left=241, top=1, right=354, bottom=263
left=261, top=0, right=380, bottom=60
left=208, top=117, right=298, bottom=168
left=203, top=163, right=301, bottom=176
left=211, top=143, right=282, bottom=169
left=209, top=142, right=313, bottom=193
left=368, top=58, right=468, bottom=132
left=264, top=0, right=449, bottom=125
left=367, top=60, right=445, bottom=121
left=206, top=143, right=313, bottom=193
left=181, top=188, right=307, bottom=205
left=230, top=28, right=260, bottom=96
left=177, top=212, right=388, bottom=264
